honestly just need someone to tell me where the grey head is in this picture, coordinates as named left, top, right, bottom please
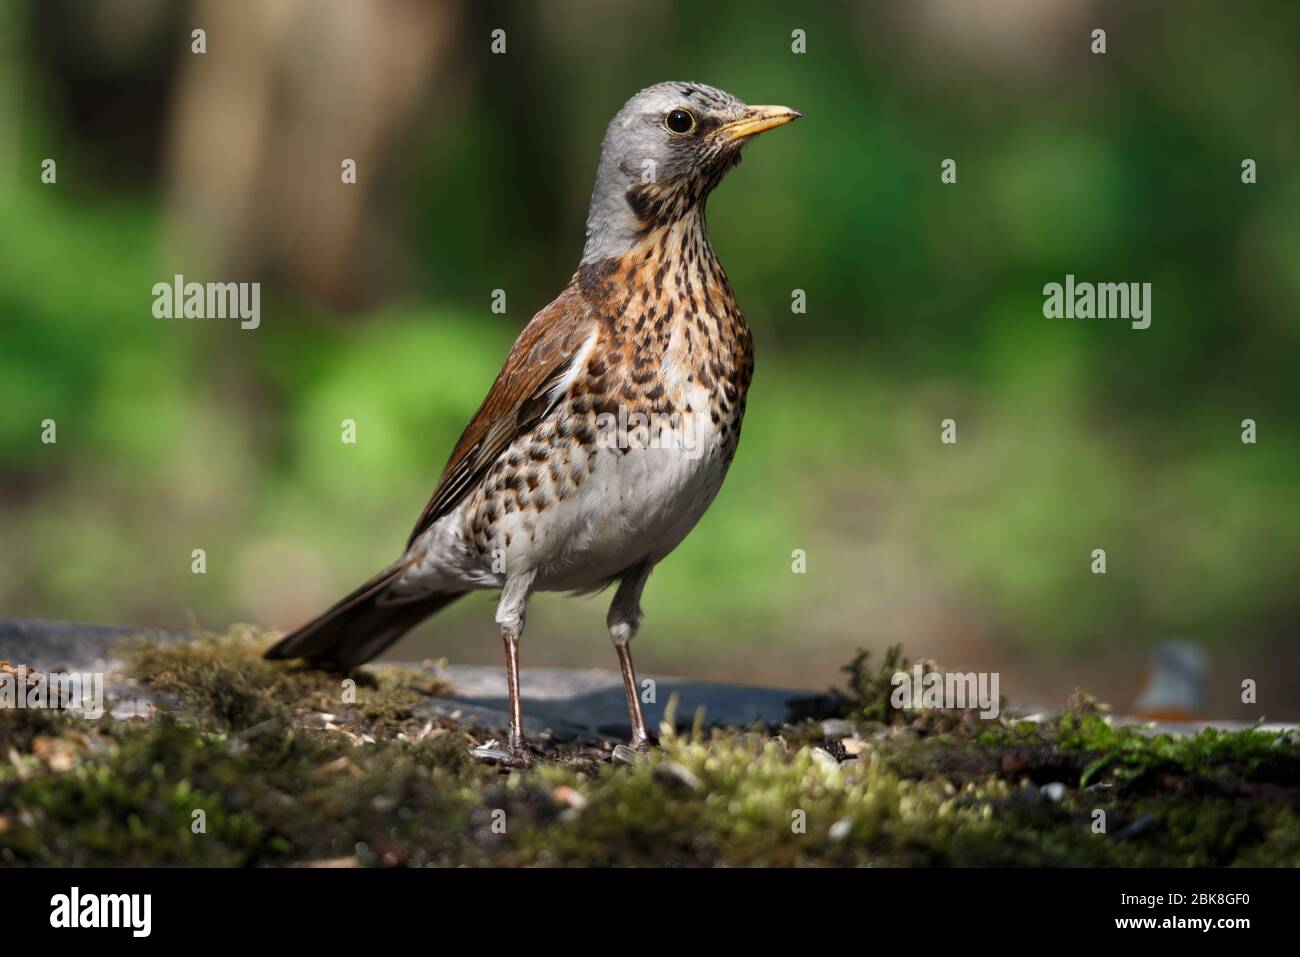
left=582, top=81, right=799, bottom=264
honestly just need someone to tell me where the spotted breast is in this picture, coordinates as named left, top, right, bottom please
left=399, top=207, right=752, bottom=596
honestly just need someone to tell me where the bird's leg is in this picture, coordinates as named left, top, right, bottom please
left=501, top=627, right=525, bottom=753
left=496, top=570, right=536, bottom=765
left=614, top=642, right=650, bottom=751
left=608, top=562, right=653, bottom=752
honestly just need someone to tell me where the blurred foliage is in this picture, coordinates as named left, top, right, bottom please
left=1, top=1, right=1298, bottom=697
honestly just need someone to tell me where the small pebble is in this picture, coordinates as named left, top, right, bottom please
left=828, top=819, right=852, bottom=841
left=469, top=746, right=511, bottom=764
left=810, top=747, right=840, bottom=769
left=1043, top=782, right=1067, bottom=802
left=553, top=785, right=588, bottom=810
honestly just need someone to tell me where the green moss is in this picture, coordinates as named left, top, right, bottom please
left=787, top=643, right=915, bottom=725
left=1, top=632, right=1298, bottom=866
left=125, top=624, right=450, bottom=736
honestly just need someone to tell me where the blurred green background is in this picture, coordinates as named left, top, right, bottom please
left=1, top=0, right=1297, bottom=716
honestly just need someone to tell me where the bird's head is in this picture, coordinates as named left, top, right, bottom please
left=582, top=81, right=799, bottom=264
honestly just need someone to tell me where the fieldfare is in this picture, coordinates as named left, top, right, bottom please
left=265, top=82, right=800, bottom=763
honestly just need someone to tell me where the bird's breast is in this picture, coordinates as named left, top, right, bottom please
left=444, top=224, right=754, bottom=591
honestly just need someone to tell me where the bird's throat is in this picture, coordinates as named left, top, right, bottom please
left=575, top=209, right=753, bottom=422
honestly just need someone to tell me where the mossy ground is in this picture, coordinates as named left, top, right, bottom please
left=1, top=633, right=1297, bottom=866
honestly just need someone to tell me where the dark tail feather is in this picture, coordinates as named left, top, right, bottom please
left=263, top=563, right=466, bottom=668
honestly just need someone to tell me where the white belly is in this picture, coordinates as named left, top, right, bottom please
left=527, top=407, right=730, bottom=590
left=398, top=377, right=738, bottom=596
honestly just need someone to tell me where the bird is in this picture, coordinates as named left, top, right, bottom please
left=264, top=82, right=800, bottom=764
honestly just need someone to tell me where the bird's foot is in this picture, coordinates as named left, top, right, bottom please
left=505, top=746, right=536, bottom=769
left=470, top=739, right=539, bottom=769
left=611, top=743, right=651, bottom=765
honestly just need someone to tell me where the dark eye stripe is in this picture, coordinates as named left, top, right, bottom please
left=694, top=115, right=723, bottom=137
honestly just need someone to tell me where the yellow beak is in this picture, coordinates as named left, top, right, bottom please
left=715, top=105, right=801, bottom=143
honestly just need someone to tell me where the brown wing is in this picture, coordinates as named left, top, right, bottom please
left=405, top=284, right=595, bottom=548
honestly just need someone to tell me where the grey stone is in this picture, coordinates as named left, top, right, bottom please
left=0, top=618, right=808, bottom=744
left=3, top=619, right=1297, bottom=745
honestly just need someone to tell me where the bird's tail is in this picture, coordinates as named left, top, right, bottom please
left=263, top=562, right=466, bottom=669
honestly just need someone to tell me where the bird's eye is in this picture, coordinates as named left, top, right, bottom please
left=664, top=109, right=696, bottom=135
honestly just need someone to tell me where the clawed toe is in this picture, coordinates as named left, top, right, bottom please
left=506, top=748, right=536, bottom=769
left=612, top=743, right=651, bottom=765
left=470, top=742, right=539, bottom=768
